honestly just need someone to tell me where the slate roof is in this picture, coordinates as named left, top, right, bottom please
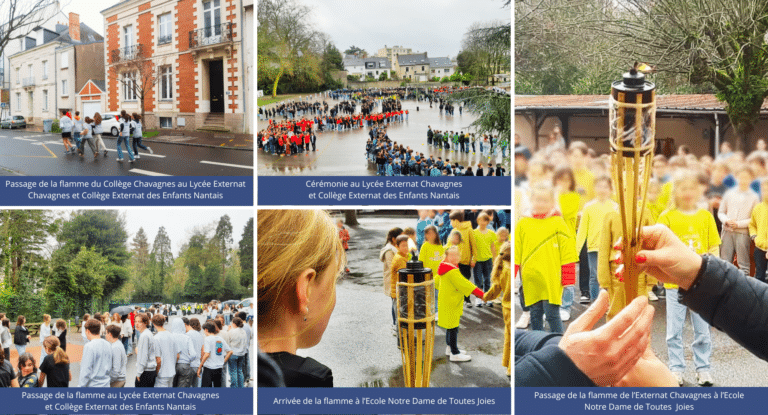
left=397, top=53, right=429, bottom=66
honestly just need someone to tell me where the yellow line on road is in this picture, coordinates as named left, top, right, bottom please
left=42, top=143, right=57, bottom=158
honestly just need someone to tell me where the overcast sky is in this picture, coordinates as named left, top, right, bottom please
left=47, top=209, right=253, bottom=257
left=56, top=0, right=121, bottom=37
left=307, top=0, right=510, bottom=59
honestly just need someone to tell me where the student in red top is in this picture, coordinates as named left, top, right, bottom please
left=304, top=133, right=310, bottom=152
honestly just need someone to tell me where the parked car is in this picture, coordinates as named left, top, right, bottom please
left=100, top=112, right=122, bottom=136
left=1, top=115, right=26, bottom=129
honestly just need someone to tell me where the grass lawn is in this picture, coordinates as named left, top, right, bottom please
left=257, top=94, right=303, bottom=107
left=144, top=130, right=159, bottom=138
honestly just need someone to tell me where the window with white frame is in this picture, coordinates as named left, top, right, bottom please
left=60, top=52, right=68, bottom=68
left=15, top=67, right=19, bottom=84
left=27, top=64, right=32, bottom=78
left=160, top=117, right=172, bottom=128
left=122, top=72, right=137, bottom=100
left=124, top=25, right=134, bottom=47
left=203, top=0, right=222, bottom=38
left=42, top=60, right=48, bottom=79
left=43, top=90, right=48, bottom=111
left=61, top=79, right=68, bottom=96
left=16, top=93, right=20, bottom=108
left=158, top=13, right=172, bottom=45
left=159, top=65, right=173, bottom=100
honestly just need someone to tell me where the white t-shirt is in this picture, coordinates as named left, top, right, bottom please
left=154, top=330, right=177, bottom=378
left=202, top=335, right=231, bottom=369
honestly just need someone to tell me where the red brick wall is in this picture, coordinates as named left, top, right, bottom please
left=226, top=0, right=237, bottom=112
left=107, top=22, right=119, bottom=111
left=137, top=10, right=155, bottom=112
left=176, top=0, right=197, bottom=112
left=138, top=1, right=151, bottom=12
left=69, top=13, right=80, bottom=42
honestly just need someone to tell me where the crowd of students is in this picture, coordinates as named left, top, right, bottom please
left=58, top=109, right=153, bottom=162
left=514, top=128, right=768, bottom=387
left=379, top=209, right=511, bottom=374
left=0, top=304, right=252, bottom=388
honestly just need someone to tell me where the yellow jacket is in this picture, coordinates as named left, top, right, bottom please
left=436, top=262, right=478, bottom=329
left=453, top=220, right=477, bottom=265
left=389, top=252, right=409, bottom=299
left=749, top=201, right=768, bottom=251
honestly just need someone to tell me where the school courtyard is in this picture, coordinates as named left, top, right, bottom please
left=256, top=97, right=508, bottom=176
left=294, top=215, right=510, bottom=387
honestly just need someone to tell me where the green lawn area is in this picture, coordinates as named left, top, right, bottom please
left=257, top=94, right=303, bottom=107
left=144, top=130, right=159, bottom=138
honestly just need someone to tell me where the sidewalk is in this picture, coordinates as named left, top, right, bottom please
left=143, top=130, right=253, bottom=150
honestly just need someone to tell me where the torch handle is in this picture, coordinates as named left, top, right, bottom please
left=623, top=239, right=639, bottom=304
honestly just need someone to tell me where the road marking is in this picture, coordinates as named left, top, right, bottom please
left=12, top=137, right=35, bottom=141
left=200, top=160, right=253, bottom=169
left=38, top=141, right=165, bottom=158
left=129, top=168, right=171, bottom=176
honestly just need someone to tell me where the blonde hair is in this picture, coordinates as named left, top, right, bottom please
left=671, top=169, right=700, bottom=209
left=43, top=336, right=69, bottom=365
left=477, top=212, right=490, bottom=223
left=43, top=314, right=51, bottom=323
left=257, top=210, right=345, bottom=329
left=491, top=242, right=511, bottom=285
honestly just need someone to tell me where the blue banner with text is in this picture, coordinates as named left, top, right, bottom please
left=0, top=388, right=252, bottom=414
left=257, top=387, right=511, bottom=414
left=1, top=176, right=253, bottom=206
left=258, top=176, right=511, bottom=205
left=517, top=387, right=758, bottom=414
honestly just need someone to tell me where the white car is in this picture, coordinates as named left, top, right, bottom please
left=100, top=112, right=123, bottom=136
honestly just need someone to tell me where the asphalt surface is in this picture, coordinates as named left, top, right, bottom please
left=257, top=97, right=510, bottom=176
left=513, top=275, right=768, bottom=387
left=294, top=216, right=510, bottom=387
left=0, top=130, right=253, bottom=176
left=12, top=313, right=254, bottom=388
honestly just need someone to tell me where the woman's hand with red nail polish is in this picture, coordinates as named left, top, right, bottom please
left=631, top=224, right=703, bottom=290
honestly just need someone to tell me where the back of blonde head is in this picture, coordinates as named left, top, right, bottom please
left=257, top=210, right=345, bottom=329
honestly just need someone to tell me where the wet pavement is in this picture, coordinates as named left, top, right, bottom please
left=296, top=216, right=511, bottom=387
left=513, top=275, right=768, bottom=387
left=257, top=98, right=510, bottom=176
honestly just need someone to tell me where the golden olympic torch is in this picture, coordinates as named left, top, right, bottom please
left=396, top=258, right=436, bottom=387
left=609, top=67, right=656, bottom=304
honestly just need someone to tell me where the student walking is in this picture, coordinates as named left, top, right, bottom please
left=92, top=113, right=109, bottom=157
left=78, top=117, right=98, bottom=158
left=105, top=325, right=127, bottom=387
left=131, top=114, right=153, bottom=159
left=13, top=316, right=30, bottom=356
left=135, top=313, right=157, bottom=387
left=59, top=110, right=75, bottom=153
left=116, top=114, right=135, bottom=163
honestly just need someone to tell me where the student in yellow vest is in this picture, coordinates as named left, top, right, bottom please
left=436, top=246, right=484, bottom=362
left=515, top=182, right=578, bottom=333
left=749, top=177, right=768, bottom=283
left=389, top=235, right=411, bottom=346
left=657, top=170, right=719, bottom=387
left=575, top=175, right=618, bottom=302
left=483, top=242, right=511, bottom=376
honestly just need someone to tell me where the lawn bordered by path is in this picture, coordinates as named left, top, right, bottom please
left=257, top=94, right=304, bottom=107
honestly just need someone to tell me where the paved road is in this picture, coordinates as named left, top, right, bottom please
left=513, top=278, right=768, bottom=387
left=295, top=216, right=510, bottom=387
left=257, top=98, right=509, bottom=176
left=0, top=130, right=253, bottom=176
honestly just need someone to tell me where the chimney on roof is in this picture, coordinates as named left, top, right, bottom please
left=69, top=12, right=80, bottom=42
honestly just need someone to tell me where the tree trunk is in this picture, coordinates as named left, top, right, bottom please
left=344, top=210, right=359, bottom=226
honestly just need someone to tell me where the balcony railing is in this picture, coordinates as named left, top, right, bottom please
left=22, top=77, right=35, bottom=87
left=189, top=22, right=233, bottom=49
left=110, top=44, right=144, bottom=64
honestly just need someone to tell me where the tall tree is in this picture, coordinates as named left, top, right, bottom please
left=343, top=45, right=368, bottom=58
left=0, top=210, right=54, bottom=291
left=56, top=210, right=130, bottom=300
left=322, top=43, right=344, bottom=71
left=129, top=227, right=153, bottom=302
left=150, top=226, right=173, bottom=295
left=238, top=218, right=253, bottom=289
left=214, top=215, right=233, bottom=286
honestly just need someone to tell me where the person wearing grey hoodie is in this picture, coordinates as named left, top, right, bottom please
left=184, top=317, right=205, bottom=387
left=170, top=318, right=197, bottom=387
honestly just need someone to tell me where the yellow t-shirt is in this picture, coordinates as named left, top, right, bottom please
left=574, top=168, right=595, bottom=209
left=419, top=242, right=445, bottom=277
left=494, top=235, right=511, bottom=259
left=657, top=208, right=721, bottom=289
left=473, top=228, right=497, bottom=262
left=558, top=191, right=580, bottom=236
left=575, top=199, right=619, bottom=252
left=749, top=201, right=768, bottom=251
left=515, top=215, right=578, bottom=306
